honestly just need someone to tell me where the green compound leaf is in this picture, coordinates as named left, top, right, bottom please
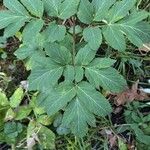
left=100, top=0, right=149, bottom=51
left=44, top=43, right=72, bottom=65
left=44, top=0, right=79, bottom=19
left=102, top=25, right=126, bottom=51
left=62, top=97, right=96, bottom=137
left=103, top=18, right=150, bottom=51
left=1, top=0, right=45, bottom=38
left=75, top=45, right=96, bottom=66
left=4, top=0, right=29, bottom=16
left=85, top=67, right=127, bottom=93
left=77, top=82, right=112, bottom=116
left=88, top=58, right=116, bottom=69
left=77, top=0, right=94, bottom=24
left=14, top=45, right=36, bottom=60
left=92, top=0, right=115, bottom=21
left=119, top=21, right=150, bottom=47
left=58, top=0, right=80, bottom=19
left=60, top=34, right=73, bottom=50
left=62, top=81, right=112, bottom=137
left=92, top=1, right=150, bottom=51
left=63, top=65, right=84, bottom=83
left=120, top=10, right=149, bottom=25
left=43, top=0, right=61, bottom=17
left=108, top=0, right=136, bottom=23
left=42, top=22, right=66, bottom=42
left=83, top=27, right=102, bottom=50
left=37, top=81, right=111, bottom=137
left=28, top=60, right=64, bottom=91
left=4, top=19, right=27, bottom=38
left=23, top=19, right=44, bottom=44
left=74, top=66, right=84, bottom=82
left=27, top=51, right=55, bottom=70
left=0, top=10, right=30, bottom=29
left=37, top=83, right=76, bottom=116
left=64, top=65, right=75, bottom=82
left=20, top=0, right=44, bottom=17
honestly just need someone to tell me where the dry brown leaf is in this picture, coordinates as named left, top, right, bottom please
left=109, top=135, right=117, bottom=148
left=100, top=129, right=117, bottom=148
left=114, top=80, right=149, bottom=105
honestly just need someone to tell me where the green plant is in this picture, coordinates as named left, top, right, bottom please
left=0, top=87, right=56, bottom=149
left=124, top=102, right=150, bottom=146
left=0, top=0, right=150, bottom=138
left=116, top=101, right=150, bottom=149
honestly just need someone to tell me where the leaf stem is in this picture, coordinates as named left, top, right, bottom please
left=72, top=17, right=76, bottom=66
left=11, top=144, right=16, bottom=150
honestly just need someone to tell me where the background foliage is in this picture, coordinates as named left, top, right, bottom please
left=0, top=0, right=150, bottom=149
